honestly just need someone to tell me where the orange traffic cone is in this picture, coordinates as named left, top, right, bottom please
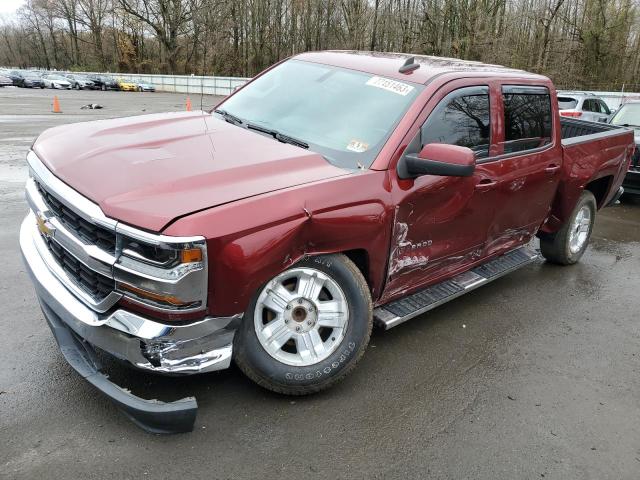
left=185, top=97, right=192, bottom=112
left=52, top=96, right=62, bottom=113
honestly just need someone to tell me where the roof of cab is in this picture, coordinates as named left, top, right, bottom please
left=294, top=50, right=546, bottom=84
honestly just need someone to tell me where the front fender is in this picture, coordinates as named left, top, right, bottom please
left=164, top=170, right=395, bottom=316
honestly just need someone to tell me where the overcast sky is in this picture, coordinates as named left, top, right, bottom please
left=0, top=0, right=24, bottom=16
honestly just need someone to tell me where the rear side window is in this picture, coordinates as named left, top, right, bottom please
left=597, top=100, right=611, bottom=115
left=502, top=86, right=552, bottom=154
left=583, top=99, right=596, bottom=112
left=558, top=96, right=577, bottom=110
left=421, top=86, right=490, bottom=158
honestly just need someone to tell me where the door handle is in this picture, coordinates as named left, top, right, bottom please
left=475, top=178, right=497, bottom=191
left=544, top=164, right=561, bottom=174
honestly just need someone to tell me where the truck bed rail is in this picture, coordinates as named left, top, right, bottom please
left=561, top=118, right=628, bottom=146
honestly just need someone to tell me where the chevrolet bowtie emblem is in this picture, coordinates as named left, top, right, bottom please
left=36, top=213, right=55, bottom=238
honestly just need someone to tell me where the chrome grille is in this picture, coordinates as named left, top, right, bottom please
left=35, top=180, right=116, bottom=253
left=45, top=237, right=115, bottom=300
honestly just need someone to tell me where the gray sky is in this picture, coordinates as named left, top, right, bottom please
left=0, top=0, right=24, bottom=15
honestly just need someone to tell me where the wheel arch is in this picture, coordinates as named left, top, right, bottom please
left=584, top=175, right=613, bottom=209
left=341, top=249, right=370, bottom=289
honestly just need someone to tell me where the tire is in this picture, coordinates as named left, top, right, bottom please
left=540, top=190, right=597, bottom=265
left=234, top=254, right=373, bottom=395
left=75, top=83, right=80, bottom=90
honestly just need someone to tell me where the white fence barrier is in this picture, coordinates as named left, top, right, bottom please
left=112, top=73, right=251, bottom=96
left=64, top=71, right=250, bottom=96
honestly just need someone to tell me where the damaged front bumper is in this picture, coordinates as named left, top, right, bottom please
left=20, top=214, right=241, bottom=433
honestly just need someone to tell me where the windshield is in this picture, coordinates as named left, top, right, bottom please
left=557, top=96, right=578, bottom=110
left=610, top=103, right=640, bottom=127
left=217, top=59, right=423, bottom=169
left=47, top=75, right=67, bottom=81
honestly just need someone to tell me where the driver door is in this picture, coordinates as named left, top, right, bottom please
left=383, top=85, right=502, bottom=299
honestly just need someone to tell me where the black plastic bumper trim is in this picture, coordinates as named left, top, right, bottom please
left=43, top=302, right=197, bottom=434
left=622, top=170, right=640, bottom=196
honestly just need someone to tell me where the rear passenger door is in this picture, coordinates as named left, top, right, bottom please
left=582, top=99, right=605, bottom=123
left=486, top=85, right=561, bottom=255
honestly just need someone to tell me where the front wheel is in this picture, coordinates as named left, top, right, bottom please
left=234, top=254, right=373, bottom=395
left=539, top=190, right=596, bottom=265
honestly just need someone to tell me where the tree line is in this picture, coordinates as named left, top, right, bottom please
left=1, top=0, right=639, bottom=90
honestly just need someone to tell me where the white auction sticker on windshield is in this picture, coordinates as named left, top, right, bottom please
left=365, top=76, right=414, bottom=96
left=346, top=139, right=369, bottom=153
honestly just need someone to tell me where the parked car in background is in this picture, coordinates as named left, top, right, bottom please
left=6, top=70, right=24, bottom=86
left=15, top=72, right=44, bottom=88
left=0, top=74, right=13, bottom=87
left=609, top=101, right=640, bottom=197
left=65, top=74, right=96, bottom=90
left=42, top=74, right=72, bottom=90
left=87, top=74, right=118, bottom=91
left=135, top=79, right=155, bottom=92
left=557, top=91, right=611, bottom=123
left=20, top=51, right=634, bottom=433
left=116, top=77, right=137, bottom=91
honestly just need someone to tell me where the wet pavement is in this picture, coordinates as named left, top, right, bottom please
left=1, top=87, right=639, bottom=479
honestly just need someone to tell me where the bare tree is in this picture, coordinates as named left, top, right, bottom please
left=1, top=0, right=639, bottom=91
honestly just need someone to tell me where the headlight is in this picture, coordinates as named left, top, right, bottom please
left=113, top=223, right=208, bottom=312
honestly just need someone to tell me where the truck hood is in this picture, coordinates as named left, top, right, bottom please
left=32, top=111, right=350, bottom=232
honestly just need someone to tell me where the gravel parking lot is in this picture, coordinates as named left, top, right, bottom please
left=1, top=87, right=639, bottom=480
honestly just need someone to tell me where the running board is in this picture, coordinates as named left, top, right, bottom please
left=374, top=246, right=539, bottom=329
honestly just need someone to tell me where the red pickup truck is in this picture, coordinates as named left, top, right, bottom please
left=21, top=51, right=634, bottom=433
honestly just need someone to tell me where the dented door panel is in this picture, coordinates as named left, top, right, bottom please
left=380, top=159, right=502, bottom=302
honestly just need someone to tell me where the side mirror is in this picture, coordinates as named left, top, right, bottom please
left=398, top=143, right=476, bottom=179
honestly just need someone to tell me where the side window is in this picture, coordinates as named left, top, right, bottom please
left=598, top=100, right=610, bottom=115
left=582, top=99, right=593, bottom=112
left=421, top=86, right=490, bottom=159
left=501, top=86, right=552, bottom=154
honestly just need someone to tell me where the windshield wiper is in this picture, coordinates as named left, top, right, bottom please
left=619, top=123, right=640, bottom=128
left=247, top=123, right=309, bottom=149
left=214, top=109, right=243, bottom=126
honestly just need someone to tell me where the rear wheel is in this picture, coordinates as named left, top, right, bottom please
left=234, top=254, right=372, bottom=395
left=540, top=190, right=596, bottom=265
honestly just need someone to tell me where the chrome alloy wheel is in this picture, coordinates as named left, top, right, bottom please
left=569, top=205, right=591, bottom=254
left=254, top=267, right=349, bottom=367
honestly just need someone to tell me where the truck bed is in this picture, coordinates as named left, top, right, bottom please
left=561, top=117, right=628, bottom=145
left=557, top=117, right=634, bottom=220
